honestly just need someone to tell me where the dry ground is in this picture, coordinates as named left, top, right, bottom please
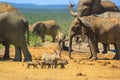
left=0, top=42, right=120, bottom=80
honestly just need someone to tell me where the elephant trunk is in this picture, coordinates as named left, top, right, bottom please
left=68, top=3, right=78, bottom=17
left=68, top=32, right=75, bottom=58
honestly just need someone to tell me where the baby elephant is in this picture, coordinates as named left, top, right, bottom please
left=57, top=59, right=68, bottom=68
left=41, top=60, right=57, bottom=69
left=26, top=61, right=41, bottom=69
left=56, top=32, right=69, bottom=53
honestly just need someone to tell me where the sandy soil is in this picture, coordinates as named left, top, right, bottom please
left=0, top=42, right=120, bottom=80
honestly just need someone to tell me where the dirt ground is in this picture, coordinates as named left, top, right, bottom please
left=0, top=42, right=120, bottom=80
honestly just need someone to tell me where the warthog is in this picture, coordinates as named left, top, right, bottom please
left=57, top=59, right=68, bottom=68
left=26, top=61, right=41, bottom=69
left=41, top=50, right=61, bottom=61
left=41, top=50, right=61, bottom=68
left=41, top=60, right=57, bottom=69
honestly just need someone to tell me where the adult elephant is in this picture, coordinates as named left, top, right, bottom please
left=68, top=0, right=119, bottom=59
left=69, top=0, right=119, bottom=17
left=0, top=3, right=32, bottom=61
left=32, top=20, right=59, bottom=42
left=78, top=15, right=120, bottom=60
left=69, top=12, right=120, bottom=59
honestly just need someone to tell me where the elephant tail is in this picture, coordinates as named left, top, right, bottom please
left=21, top=18, right=30, bottom=45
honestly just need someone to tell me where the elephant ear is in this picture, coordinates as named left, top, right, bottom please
left=78, top=17, right=92, bottom=28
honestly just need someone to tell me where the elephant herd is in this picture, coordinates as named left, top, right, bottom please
left=0, top=0, right=120, bottom=62
left=68, top=0, right=120, bottom=59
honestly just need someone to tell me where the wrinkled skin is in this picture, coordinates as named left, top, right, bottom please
left=32, top=20, right=59, bottom=42
left=0, top=36, right=23, bottom=61
left=69, top=0, right=119, bottom=17
left=79, top=15, right=120, bottom=59
left=0, top=3, right=19, bottom=60
left=98, top=12, right=120, bottom=18
left=96, top=12, right=120, bottom=54
left=68, top=18, right=83, bottom=58
left=69, top=12, right=120, bottom=59
left=68, top=0, right=119, bottom=59
left=0, top=3, right=32, bottom=61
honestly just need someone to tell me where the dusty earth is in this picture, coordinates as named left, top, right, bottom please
left=0, top=42, right=120, bottom=80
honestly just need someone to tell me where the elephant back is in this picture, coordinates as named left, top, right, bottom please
left=101, top=1, right=119, bottom=12
left=0, top=3, right=18, bottom=13
left=97, top=12, right=120, bottom=18
left=0, top=3, right=24, bottom=17
left=42, top=20, right=59, bottom=30
left=0, top=3, right=28, bottom=30
left=42, top=20, right=57, bottom=27
left=0, top=3, right=29, bottom=44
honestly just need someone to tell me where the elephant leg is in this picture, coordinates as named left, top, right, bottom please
left=20, top=44, right=32, bottom=62
left=40, top=35, right=45, bottom=42
left=102, top=43, right=108, bottom=54
left=88, top=39, right=93, bottom=59
left=113, top=43, right=120, bottom=59
left=20, top=45, right=32, bottom=62
left=22, top=48, right=32, bottom=62
left=69, top=35, right=74, bottom=59
left=51, top=34, right=56, bottom=42
left=88, top=37, right=97, bottom=60
left=3, top=42, right=10, bottom=59
left=14, top=46, right=22, bottom=61
left=62, top=41, right=67, bottom=50
left=14, top=35, right=32, bottom=62
left=96, top=42, right=99, bottom=53
left=107, top=45, right=110, bottom=51
left=58, top=40, right=62, bottom=58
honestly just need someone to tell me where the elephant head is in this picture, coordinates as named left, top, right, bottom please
left=32, top=22, right=45, bottom=35
left=32, top=22, right=46, bottom=42
left=68, top=18, right=85, bottom=58
left=69, top=0, right=119, bottom=17
left=69, top=0, right=101, bottom=17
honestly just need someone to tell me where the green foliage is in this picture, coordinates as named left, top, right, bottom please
left=19, top=8, right=74, bottom=47
left=28, top=32, right=43, bottom=47
left=0, top=44, right=4, bottom=49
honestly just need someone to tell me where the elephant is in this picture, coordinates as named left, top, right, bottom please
left=95, top=12, right=120, bottom=54
left=0, top=3, right=32, bottom=61
left=98, top=12, right=120, bottom=18
left=56, top=32, right=69, bottom=54
left=69, top=0, right=119, bottom=17
left=0, top=3, right=17, bottom=60
left=32, top=20, right=59, bottom=42
left=68, top=0, right=119, bottom=59
left=69, top=12, right=120, bottom=59
left=78, top=15, right=120, bottom=59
